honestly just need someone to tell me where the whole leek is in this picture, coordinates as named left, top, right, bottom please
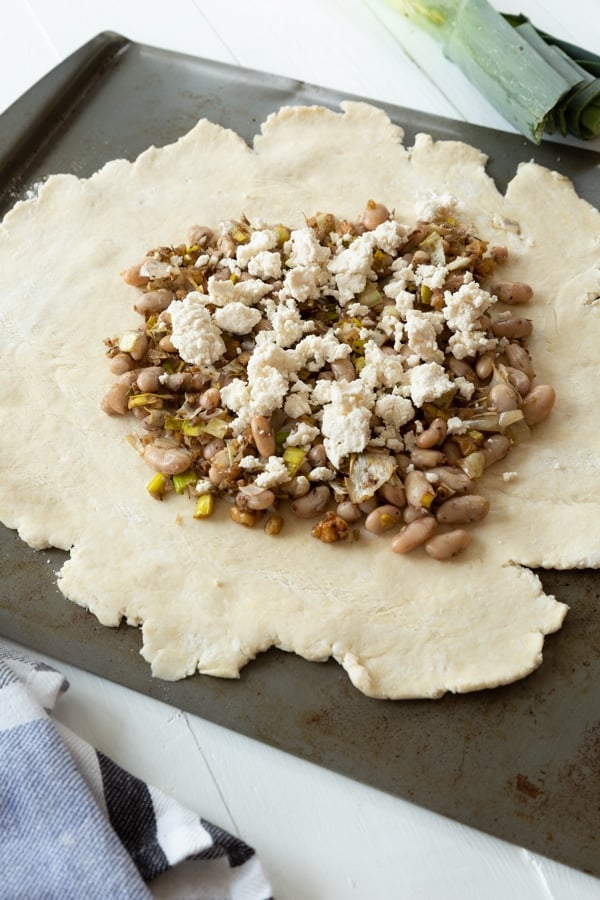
left=387, top=0, right=600, bottom=143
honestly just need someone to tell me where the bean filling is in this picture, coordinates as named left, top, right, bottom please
left=103, top=201, right=555, bottom=560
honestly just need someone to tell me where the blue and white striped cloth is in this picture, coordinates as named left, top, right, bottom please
left=0, top=645, right=273, bottom=900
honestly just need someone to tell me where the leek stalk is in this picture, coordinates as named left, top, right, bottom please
left=387, top=0, right=600, bottom=143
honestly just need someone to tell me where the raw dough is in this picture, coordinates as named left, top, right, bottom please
left=1, top=102, right=598, bottom=699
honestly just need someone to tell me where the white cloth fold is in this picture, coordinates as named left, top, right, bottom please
left=0, top=645, right=273, bottom=900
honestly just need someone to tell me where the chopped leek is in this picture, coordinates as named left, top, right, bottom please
left=146, top=472, right=168, bottom=500
left=200, top=417, right=230, bottom=439
left=193, top=493, right=215, bottom=518
left=127, top=392, right=170, bottom=409
left=172, top=469, right=197, bottom=493
left=283, top=446, right=306, bottom=476
left=386, top=0, right=600, bottom=143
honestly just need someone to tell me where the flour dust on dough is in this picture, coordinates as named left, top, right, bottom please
left=1, top=101, right=598, bottom=699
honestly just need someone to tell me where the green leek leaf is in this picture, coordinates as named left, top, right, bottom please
left=387, top=0, right=600, bottom=143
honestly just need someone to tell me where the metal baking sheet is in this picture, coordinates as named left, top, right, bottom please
left=1, top=32, right=599, bottom=877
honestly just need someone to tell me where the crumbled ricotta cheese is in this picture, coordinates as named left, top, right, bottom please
left=404, top=309, right=444, bottom=363
left=283, top=391, right=312, bottom=419
left=213, top=302, right=262, bottom=335
left=453, top=375, right=476, bottom=401
left=370, top=425, right=404, bottom=452
left=294, top=332, right=351, bottom=371
left=262, top=296, right=310, bottom=348
left=168, top=295, right=225, bottom=368
left=285, top=422, right=321, bottom=448
left=408, top=362, right=454, bottom=407
left=283, top=266, right=326, bottom=302
left=236, top=228, right=279, bottom=268
left=207, top=276, right=272, bottom=307
left=321, top=380, right=375, bottom=468
left=414, top=191, right=460, bottom=223
left=372, top=219, right=407, bottom=255
left=328, top=233, right=376, bottom=304
left=311, top=378, right=334, bottom=407
left=443, top=279, right=498, bottom=360
left=254, top=456, right=291, bottom=489
left=415, top=263, right=447, bottom=291
left=374, top=393, right=415, bottom=429
left=285, top=226, right=331, bottom=268
left=239, top=456, right=264, bottom=471
left=446, top=416, right=467, bottom=435
left=360, top=341, right=406, bottom=390
left=220, top=378, right=251, bottom=417
left=308, top=466, right=336, bottom=482
left=247, top=250, right=282, bottom=280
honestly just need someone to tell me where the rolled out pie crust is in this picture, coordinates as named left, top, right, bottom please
left=1, top=101, right=599, bottom=698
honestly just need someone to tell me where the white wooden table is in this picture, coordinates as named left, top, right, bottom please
left=1, top=2, right=599, bottom=898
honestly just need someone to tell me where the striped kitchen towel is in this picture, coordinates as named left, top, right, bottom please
left=0, top=644, right=273, bottom=900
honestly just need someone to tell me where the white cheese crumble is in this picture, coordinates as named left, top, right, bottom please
left=408, top=362, right=454, bottom=408
left=213, top=302, right=262, bottom=335
left=414, top=191, right=460, bottom=223
left=374, top=393, right=415, bottom=429
left=254, top=456, right=291, bottom=489
left=248, top=250, right=282, bottom=280
left=360, top=341, right=406, bottom=390
left=207, top=276, right=272, bottom=307
left=404, top=309, right=444, bottom=363
left=168, top=295, right=225, bottom=368
left=239, top=456, right=264, bottom=471
left=308, top=466, right=336, bottom=482
left=285, top=422, right=321, bottom=448
left=262, top=296, right=310, bottom=348
left=236, top=228, right=279, bottom=268
left=285, top=226, right=331, bottom=268
left=443, top=278, right=498, bottom=360
left=328, top=232, right=376, bottom=304
left=321, top=380, right=375, bottom=469
left=283, top=266, right=325, bottom=302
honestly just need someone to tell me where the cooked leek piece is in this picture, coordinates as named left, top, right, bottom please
left=387, top=0, right=600, bottom=143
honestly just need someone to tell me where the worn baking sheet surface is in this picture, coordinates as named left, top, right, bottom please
left=1, top=33, right=599, bottom=877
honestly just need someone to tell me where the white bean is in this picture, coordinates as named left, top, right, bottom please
left=436, top=495, right=489, bottom=524
left=143, top=443, right=192, bottom=475
left=425, top=529, right=471, bottom=560
left=391, top=516, right=437, bottom=554
left=522, top=385, right=556, bottom=426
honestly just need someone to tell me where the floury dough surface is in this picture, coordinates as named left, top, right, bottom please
left=1, top=101, right=599, bottom=699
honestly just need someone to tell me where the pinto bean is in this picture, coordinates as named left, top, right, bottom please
left=491, top=317, right=532, bottom=339
left=290, top=485, right=331, bottom=518
left=136, top=366, right=164, bottom=393
left=133, top=289, right=174, bottom=315
left=361, top=201, right=390, bottom=230
left=416, top=417, right=448, bottom=449
left=522, top=385, right=556, bottom=426
left=391, top=516, right=437, bottom=554
left=364, top=504, right=404, bottom=534
left=425, top=529, right=471, bottom=560
left=481, top=435, right=510, bottom=468
left=109, top=353, right=136, bottom=375
left=405, top=470, right=436, bottom=509
left=143, top=443, right=192, bottom=475
left=489, top=383, right=519, bottom=412
left=491, top=281, right=533, bottom=304
left=436, top=495, right=490, bottom=524
left=101, top=382, right=130, bottom=416
left=250, top=415, right=276, bottom=458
